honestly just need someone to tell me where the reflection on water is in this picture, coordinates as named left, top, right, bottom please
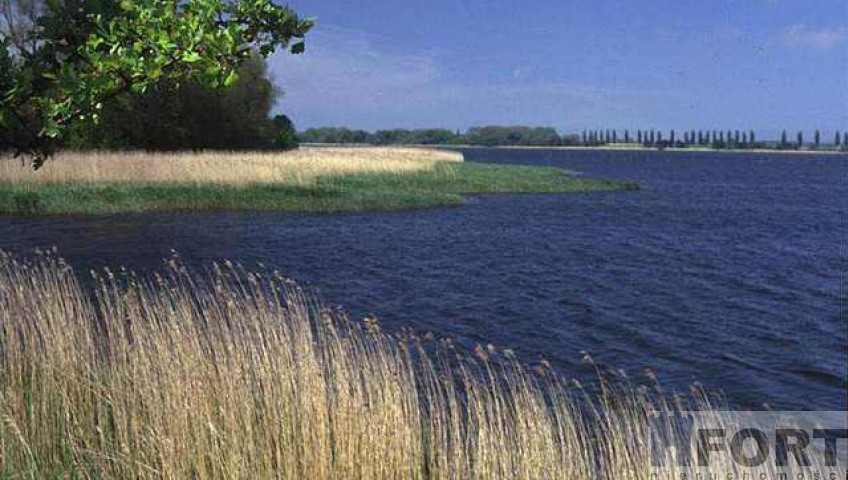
left=0, top=148, right=845, bottom=410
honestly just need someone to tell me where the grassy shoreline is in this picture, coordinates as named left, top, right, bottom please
left=3, top=253, right=834, bottom=479
left=3, top=254, right=840, bottom=479
left=0, top=150, right=636, bottom=216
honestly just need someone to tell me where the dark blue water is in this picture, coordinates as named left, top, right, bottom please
left=1, top=149, right=845, bottom=410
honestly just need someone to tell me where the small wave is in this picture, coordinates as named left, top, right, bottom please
left=787, top=367, right=848, bottom=389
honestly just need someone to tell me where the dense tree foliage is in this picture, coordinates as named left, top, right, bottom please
left=272, top=114, right=298, bottom=150
left=466, top=126, right=560, bottom=146
left=1, top=0, right=313, bottom=168
left=65, top=55, right=292, bottom=150
left=299, top=126, right=566, bottom=147
left=298, top=127, right=372, bottom=144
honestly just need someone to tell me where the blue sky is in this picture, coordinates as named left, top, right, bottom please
left=271, top=0, right=848, bottom=138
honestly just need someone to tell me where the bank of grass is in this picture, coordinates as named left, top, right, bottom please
left=0, top=252, right=837, bottom=479
left=0, top=149, right=636, bottom=215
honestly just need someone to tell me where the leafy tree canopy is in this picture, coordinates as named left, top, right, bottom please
left=66, top=54, right=291, bottom=151
left=0, top=0, right=313, bottom=168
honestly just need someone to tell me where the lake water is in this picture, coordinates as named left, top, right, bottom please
left=1, top=148, right=845, bottom=410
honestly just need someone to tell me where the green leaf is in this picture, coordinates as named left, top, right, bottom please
left=43, top=119, right=61, bottom=138
left=223, top=70, right=239, bottom=87
left=204, top=64, right=221, bottom=78
left=182, top=52, right=203, bottom=63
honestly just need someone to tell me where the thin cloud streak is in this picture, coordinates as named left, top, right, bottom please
left=780, top=24, right=848, bottom=50
left=270, top=26, right=683, bottom=130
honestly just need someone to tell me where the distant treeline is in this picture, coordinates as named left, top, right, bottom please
left=299, top=126, right=848, bottom=151
left=299, top=126, right=561, bottom=147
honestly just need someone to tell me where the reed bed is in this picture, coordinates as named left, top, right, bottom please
left=0, top=252, right=832, bottom=479
left=0, top=147, right=463, bottom=186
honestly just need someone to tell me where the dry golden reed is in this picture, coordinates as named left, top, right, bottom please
left=0, top=147, right=463, bottom=186
left=0, top=252, right=839, bottom=479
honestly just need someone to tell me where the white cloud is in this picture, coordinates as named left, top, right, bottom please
left=780, top=24, right=848, bottom=50
left=511, top=67, right=530, bottom=80
left=269, top=25, right=686, bottom=130
left=269, top=26, right=441, bottom=126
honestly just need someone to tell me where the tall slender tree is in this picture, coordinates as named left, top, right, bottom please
left=814, top=130, right=820, bottom=147
left=781, top=130, right=787, bottom=147
left=797, top=131, right=803, bottom=148
left=835, top=131, right=842, bottom=148
left=624, top=130, right=630, bottom=143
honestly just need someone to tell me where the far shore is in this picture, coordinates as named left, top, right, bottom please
left=303, top=142, right=848, bottom=156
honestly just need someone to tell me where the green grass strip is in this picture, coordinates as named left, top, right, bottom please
left=0, top=162, right=638, bottom=216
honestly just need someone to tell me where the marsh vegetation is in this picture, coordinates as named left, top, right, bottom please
left=0, top=147, right=634, bottom=215
left=0, top=252, right=836, bottom=479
